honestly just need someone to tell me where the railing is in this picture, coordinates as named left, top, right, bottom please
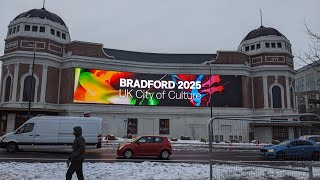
left=208, top=113, right=320, bottom=180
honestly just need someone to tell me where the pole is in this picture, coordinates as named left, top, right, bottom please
left=210, top=65, right=212, bottom=118
left=28, top=44, right=36, bottom=118
left=209, top=119, right=213, bottom=180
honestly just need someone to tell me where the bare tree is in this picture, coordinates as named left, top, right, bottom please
left=296, top=23, right=320, bottom=68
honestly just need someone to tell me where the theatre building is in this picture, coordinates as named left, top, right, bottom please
left=0, top=7, right=305, bottom=142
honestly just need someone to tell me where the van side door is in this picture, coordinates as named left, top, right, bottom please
left=34, top=120, right=59, bottom=150
left=58, top=123, right=75, bottom=149
left=15, top=123, right=36, bottom=151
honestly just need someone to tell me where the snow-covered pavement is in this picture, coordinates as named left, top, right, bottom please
left=0, top=161, right=316, bottom=180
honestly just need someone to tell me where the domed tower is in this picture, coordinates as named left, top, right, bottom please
left=1, top=8, right=70, bottom=132
left=238, top=26, right=296, bottom=112
left=238, top=26, right=292, bottom=57
left=6, top=8, right=70, bottom=45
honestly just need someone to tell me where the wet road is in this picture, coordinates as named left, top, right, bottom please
left=0, top=146, right=313, bottom=168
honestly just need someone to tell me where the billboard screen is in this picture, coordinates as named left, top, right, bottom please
left=73, top=68, right=243, bottom=107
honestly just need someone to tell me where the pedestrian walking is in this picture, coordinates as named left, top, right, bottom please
left=66, top=126, right=85, bottom=180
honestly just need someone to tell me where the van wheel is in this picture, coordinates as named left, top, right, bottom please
left=6, top=142, right=18, bottom=153
left=160, top=150, right=170, bottom=159
left=124, top=150, right=133, bottom=159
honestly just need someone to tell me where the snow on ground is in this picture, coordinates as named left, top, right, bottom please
left=0, top=161, right=315, bottom=180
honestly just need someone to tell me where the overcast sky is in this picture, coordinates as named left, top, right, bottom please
left=0, top=0, right=319, bottom=69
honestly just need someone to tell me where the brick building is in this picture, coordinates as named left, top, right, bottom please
left=0, top=8, right=302, bottom=142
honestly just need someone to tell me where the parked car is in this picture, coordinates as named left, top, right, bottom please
left=117, top=135, right=172, bottom=159
left=260, top=139, right=320, bottom=160
left=230, top=140, right=239, bottom=143
left=0, top=116, right=102, bottom=153
left=299, top=135, right=320, bottom=145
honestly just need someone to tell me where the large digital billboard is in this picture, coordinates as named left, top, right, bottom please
left=73, top=68, right=243, bottom=107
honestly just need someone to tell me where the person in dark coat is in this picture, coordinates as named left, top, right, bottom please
left=66, top=126, right=85, bottom=180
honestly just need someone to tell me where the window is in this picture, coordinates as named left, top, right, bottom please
left=56, top=31, right=61, bottom=37
left=17, top=25, right=20, bottom=32
left=265, top=43, right=270, bottom=48
left=51, top=28, right=55, bottom=35
left=271, top=43, right=276, bottom=48
left=9, top=28, right=12, bottom=35
left=32, top=26, right=38, bottom=32
left=295, top=77, right=305, bottom=92
left=272, top=86, right=282, bottom=108
left=239, top=136, right=242, bottom=142
left=155, top=137, right=163, bottom=143
left=25, top=25, right=30, bottom=31
left=13, top=27, right=16, bottom=33
left=40, top=26, right=46, bottom=32
left=127, top=118, right=138, bottom=134
left=220, top=135, right=223, bottom=142
left=306, top=73, right=316, bottom=91
left=245, top=46, right=249, bottom=51
left=229, top=136, right=233, bottom=141
left=138, top=136, right=153, bottom=143
left=159, top=119, right=169, bottom=134
left=251, top=45, right=255, bottom=50
left=4, top=76, right=12, bottom=102
left=22, top=76, right=36, bottom=102
left=17, top=123, right=34, bottom=134
left=234, top=135, right=238, bottom=140
left=302, top=141, right=313, bottom=146
left=62, top=33, right=66, bottom=40
left=256, top=43, right=261, bottom=49
left=215, top=135, right=219, bottom=142
left=277, top=43, right=282, bottom=48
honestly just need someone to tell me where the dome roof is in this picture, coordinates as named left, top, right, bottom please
left=242, top=26, right=286, bottom=42
left=13, top=8, right=66, bottom=26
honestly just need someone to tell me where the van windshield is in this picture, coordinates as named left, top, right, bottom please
left=17, top=123, right=34, bottom=134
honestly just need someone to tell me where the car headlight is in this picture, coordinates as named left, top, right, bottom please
left=268, top=149, right=274, bottom=153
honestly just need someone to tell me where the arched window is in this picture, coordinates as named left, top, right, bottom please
left=4, top=76, right=12, bottom=102
left=272, top=86, right=282, bottom=108
left=22, top=76, right=36, bottom=102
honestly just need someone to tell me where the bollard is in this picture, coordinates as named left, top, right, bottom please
left=308, top=163, right=313, bottom=180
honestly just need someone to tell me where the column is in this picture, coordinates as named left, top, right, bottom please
left=263, top=76, right=269, bottom=108
left=40, top=65, right=48, bottom=103
left=11, top=63, right=19, bottom=102
left=285, top=77, right=291, bottom=109
left=305, top=95, right=309, bottom=111
left=6, top=113, right=16, bottom=133
left=288, top=127, right=295, bottom=139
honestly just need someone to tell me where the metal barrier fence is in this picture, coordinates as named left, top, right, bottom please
left=208, top=113, right=320, bottom=180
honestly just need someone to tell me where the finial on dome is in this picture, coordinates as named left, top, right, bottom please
left=42, top=0, right=46, bottom=9
left=260, top=9, right=263, bottom=27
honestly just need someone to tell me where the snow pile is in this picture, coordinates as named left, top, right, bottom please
left=0, top=161, right=313, bottom=180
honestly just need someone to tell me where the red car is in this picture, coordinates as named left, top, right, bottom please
left=117, top=135, right=172, bottom=159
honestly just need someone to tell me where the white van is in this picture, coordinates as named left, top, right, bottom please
left=0, top=116, right=103, bottom=152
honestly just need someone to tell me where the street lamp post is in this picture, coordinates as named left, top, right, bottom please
left=27, top=43, right=36, bottom=118
left=209, top=64, right=212, bottom=118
